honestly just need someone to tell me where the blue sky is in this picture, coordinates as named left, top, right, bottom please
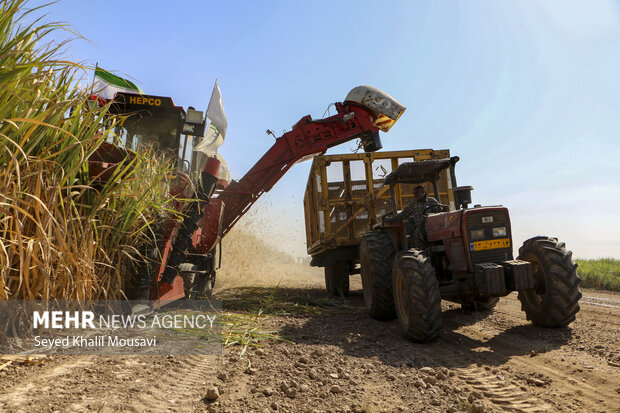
left=35, top=0, right=620, bottom=259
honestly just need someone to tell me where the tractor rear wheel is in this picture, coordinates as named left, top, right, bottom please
left=392, top=249, right=442, bottom=342
left=324, top=261, right=350, bottom=296
left=360, top=230, right=396, bottom=320
left=517, top=237, right=581, bottom=327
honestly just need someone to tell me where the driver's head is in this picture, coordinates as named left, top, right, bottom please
left=413, top=185, right=426, bottom=198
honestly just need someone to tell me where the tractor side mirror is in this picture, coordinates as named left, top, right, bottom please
left=453, top=186, right=473, bottom=209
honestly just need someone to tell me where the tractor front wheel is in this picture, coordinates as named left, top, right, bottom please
left=360, top=230, right=396, bottom=320
left=517, top=237, right=581, bottom=327
left=324, top=261, right=350, bottom=297
left=392, top=249, right=442, bottom=342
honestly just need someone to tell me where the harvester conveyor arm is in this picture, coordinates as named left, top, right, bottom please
left=217, top=102, right=380, bottom=236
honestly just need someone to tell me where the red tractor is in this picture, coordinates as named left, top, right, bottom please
left=360, top=157, right=581, bottom=342
left=88, top=86, right=406, bottom=308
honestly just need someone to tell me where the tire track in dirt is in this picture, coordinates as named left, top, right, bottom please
left=441, top=295, right=620, bottom=413
left=581, top=294, right=620, bottom=309
left=416, top=292, right=619, bottom=412
left=0, top=356, right=96, bottom=411
left=0, top=354, right=222, bottom=412
left=420, top=334, right=553, bottom=412
left=126, top=355, right=221, bottom=412
left=456, top=367, right=550, bottom=412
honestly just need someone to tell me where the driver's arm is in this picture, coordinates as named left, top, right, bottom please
left=426, top=197, right=450, bottom=212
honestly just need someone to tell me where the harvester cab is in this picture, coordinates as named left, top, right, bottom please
left=109, top=92, right=211, bottom=175
left=361, top=155, right=581, bottom=342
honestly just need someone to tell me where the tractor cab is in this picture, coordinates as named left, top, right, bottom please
left=379, top=156, right=471, bottom=250
left=383, top=156, right=472, bottom=213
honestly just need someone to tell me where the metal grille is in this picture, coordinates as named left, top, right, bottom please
left=471, top=249, right=512, bottom=264
left=466, top=210, right=510, bottom=227
left=466, top=209, right=513, bottom=265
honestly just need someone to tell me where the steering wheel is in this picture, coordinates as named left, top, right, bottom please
left=381, top=211, right=396, bottom=224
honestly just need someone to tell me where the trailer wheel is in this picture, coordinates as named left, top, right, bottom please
left=393, top=249, right=442, bottom=342
left=517, top=237, right=581, bottom=327
left=325, top=261, right=349, bottom=297
left=360, top=231, right=396, bottom=320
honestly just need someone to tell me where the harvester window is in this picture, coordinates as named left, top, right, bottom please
left=121, top=116, right=181, bottom=162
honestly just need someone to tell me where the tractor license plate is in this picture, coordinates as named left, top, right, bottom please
left=471, top=238, right=510, bottom=251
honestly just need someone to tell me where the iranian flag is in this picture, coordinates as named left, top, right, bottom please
left=92, top=66, right=144, bottom=102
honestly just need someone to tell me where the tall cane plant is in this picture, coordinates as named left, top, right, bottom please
left=0, top=0, right=177, bottom=301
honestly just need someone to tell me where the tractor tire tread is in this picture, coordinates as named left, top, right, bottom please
left=517, top=236, right=581, bottom=328
left=395, top=250, right=442, bottom=342
left=325, top=262, right=350, bottom=297
left=360, top=231, right=396, bottom=320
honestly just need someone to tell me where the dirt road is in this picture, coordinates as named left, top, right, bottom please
left=0, top=277, right=618, bottom=413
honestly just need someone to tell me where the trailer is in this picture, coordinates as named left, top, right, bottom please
left=303, top=149, right=454, bottom=295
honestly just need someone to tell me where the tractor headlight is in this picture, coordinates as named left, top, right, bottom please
left=493, top=226, right=507, bottom=237
left=470, top=229, right=485, bottom=241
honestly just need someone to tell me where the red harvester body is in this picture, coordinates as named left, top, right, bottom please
left=88, top=86, right=406, bottom=307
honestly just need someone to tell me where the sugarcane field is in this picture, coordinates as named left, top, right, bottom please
left=1, top=1, right=619, bottom=412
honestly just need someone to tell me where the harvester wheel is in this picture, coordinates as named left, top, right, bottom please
left=392, top=249, right=442, bottom=342
left=325, top=261, right=350, bottom=296
left=360, top=230, right=396, bottom=320
left=193, top=272, right=214, bottom=299
left=178, top=263, right=197, bottom=299
left=517, top=237, right=581, bottom=327
left=461, top=296, right=499, bottom=312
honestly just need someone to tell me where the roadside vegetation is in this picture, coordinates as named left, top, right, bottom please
left=0, top=0, right=175, bottom=301
left=576, top=258, right=620, bottom=292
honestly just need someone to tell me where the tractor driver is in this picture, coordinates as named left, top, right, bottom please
left=385, top=185, right=442, bottom=249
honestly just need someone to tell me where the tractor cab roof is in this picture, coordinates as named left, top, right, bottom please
left=384, top=156, right=459, bottom=186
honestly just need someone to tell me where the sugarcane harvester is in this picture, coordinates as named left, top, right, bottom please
left=89, top=86, right=405, bottom=305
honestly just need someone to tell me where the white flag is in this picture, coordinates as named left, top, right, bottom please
left=194, top=122, right=224, bottom=155
left=206, top=80, right=227, bottom=138
left=192, top=80, right=228, bottom=174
